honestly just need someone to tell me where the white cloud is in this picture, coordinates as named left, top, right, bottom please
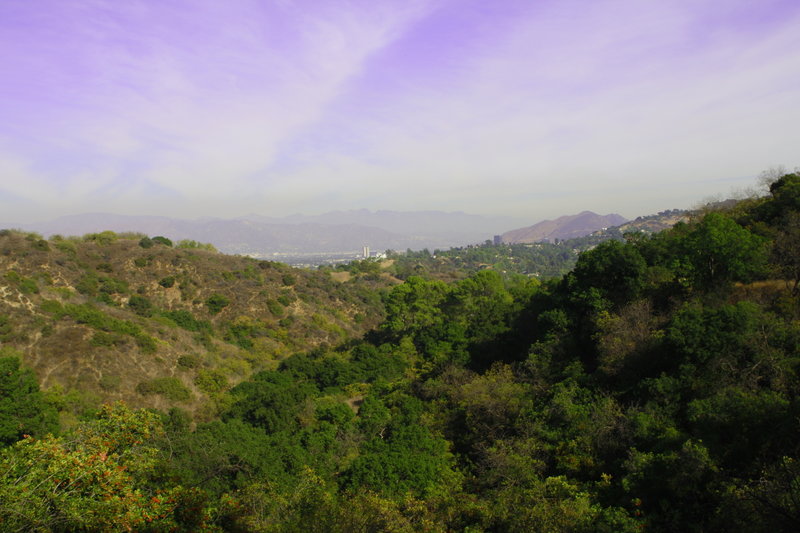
left=1, top=0, right=798, bottom=223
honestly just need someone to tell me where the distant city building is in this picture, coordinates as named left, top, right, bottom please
left=363, top=245, right=370, bottom=259
left=493, top=235, right=502, bottom=245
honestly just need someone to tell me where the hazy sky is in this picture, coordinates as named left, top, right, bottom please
left=1, top=0, right=799, bottom=224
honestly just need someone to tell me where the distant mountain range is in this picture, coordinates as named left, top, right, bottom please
left=3, top=207, right=702, bottom=260
left=15, top=211, right=527, bottom=255
left=501, top=211, right=628, bottom=243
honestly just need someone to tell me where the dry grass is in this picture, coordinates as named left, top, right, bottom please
left=0, top=229, right=389, bottom=419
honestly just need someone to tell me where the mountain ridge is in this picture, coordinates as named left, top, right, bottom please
left=501, top=211, right=628, bottom=243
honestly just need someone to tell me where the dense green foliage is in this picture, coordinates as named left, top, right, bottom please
left=0, top=351, right=58, bottom=446
left=2, top=174, right=800, bottom=530
left=389, top=241, right=583, bottom=280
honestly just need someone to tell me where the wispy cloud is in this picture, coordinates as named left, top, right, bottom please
left=0, top=0, right=798, bottom=222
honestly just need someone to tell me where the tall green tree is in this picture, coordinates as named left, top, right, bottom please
left=0, top=352, right=57, bottom=446
left=680, top=212, right=768, bottom=288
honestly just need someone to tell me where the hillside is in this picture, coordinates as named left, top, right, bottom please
left=501, top=210, right=628, bottom=243
left=3, top=174, right=800, bottom=532
left=614, top=208, right=688, bottom=234
left=386, top=208, right=689, bottom=281
left=0, top=230, right=391, bottom=419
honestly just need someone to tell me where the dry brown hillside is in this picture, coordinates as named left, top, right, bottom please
left=0, top=230, right=388, bottom=421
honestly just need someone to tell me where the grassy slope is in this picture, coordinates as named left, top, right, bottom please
left=0, top=230, right=389, bottom=419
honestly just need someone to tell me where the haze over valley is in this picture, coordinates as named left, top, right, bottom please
left=11, top=208, right=636, bottom=262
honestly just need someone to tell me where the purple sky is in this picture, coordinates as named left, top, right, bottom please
left=1, top=0, right=799, bottom=223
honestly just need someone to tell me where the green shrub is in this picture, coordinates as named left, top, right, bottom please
left=50, top=287, right=73, bottom=300
left=177, top=354, right=200, bottom=369
left=90, top=332, right=124, bottom=347
left=223, top=320, right=262, bottom=350
left=136, top=377, right=191, bottom=401
left=135, top=334, right=157, bottom=354
left=160, top=310, right=212, bottom=333
left=0, top=315, right=13, bottom=342
left=195, top=369, right=229, bottom=394
left=176, top=239, right=217, bottom=252
left=54, top=240, right=77, bottom=255
left=31, top=239, right=49, bottom=251
left=84, top=231, right=118, bottom=245
left=75, top=274, right=98, bottom=296
left=158, top=276, right=176, bottom=288
left=138, top=236, right=154, bottom=248
left=266, top=299, right=284, bottom=317
left=18, top=278, right=39, bottom=295
left=152, top=236, right=173, bottom=247
left=277, top=292, right=295, bottom=306
left=5, top=271, right=39, bottom=294
left=62, top=303, right=141, bottom=337
left=98, top=374, right=121, bottom=391
left=96, top=292, right=117, bottom=306
left=128, top=295, right=153, bottom=317
left=206, top=294, right=230, bottom=314
left=39, top=300, right=64, bottom=318
left=98, top=277, right=128, bottom=295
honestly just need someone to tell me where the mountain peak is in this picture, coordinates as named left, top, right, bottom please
left=501, top=212, right=628, bottom=243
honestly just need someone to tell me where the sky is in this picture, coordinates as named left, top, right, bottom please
left=1, top=0, right=799, bottom=224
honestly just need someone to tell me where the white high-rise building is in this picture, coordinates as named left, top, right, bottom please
left=363, top=246, right=370, bottom=259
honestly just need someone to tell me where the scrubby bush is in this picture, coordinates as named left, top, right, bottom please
left=134, top=256, right=152, bottom=267
left=128, top=295, right=153, bottom=317
left=195, top=369, right=229, bottom=394
left=31, top=239, right=49, bottom=251
left=84, top=231, right=118, bottom=245
left=176, top=239, right=217, bottom=252
left=136, top=377, right=191, bottom=401
left=90, top=332, right=124, bottom=347
left=206, top=294, right=230, bottom=314
left=160, top=310, right=212, bottom=333
left=135, top=334, right=158, bottom=354
left=266, top=299, right=284, bottom=317
left=177, top=354, right=201, bottom=369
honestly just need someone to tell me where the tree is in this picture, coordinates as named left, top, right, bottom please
left=773, top=213, right=800, bottom=292
left=382, top=276, right=450, bottom=335
left=569, top=240, right=647, bottom=308
left=754, top=171, right=800, bottom=224
left=0, top=403, right=215, bottom=531
left=680, top=212, right=768, bottom=288
left=0, top=352, right=57, bottom=446
left=152, top=235, right=173, bottom=247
